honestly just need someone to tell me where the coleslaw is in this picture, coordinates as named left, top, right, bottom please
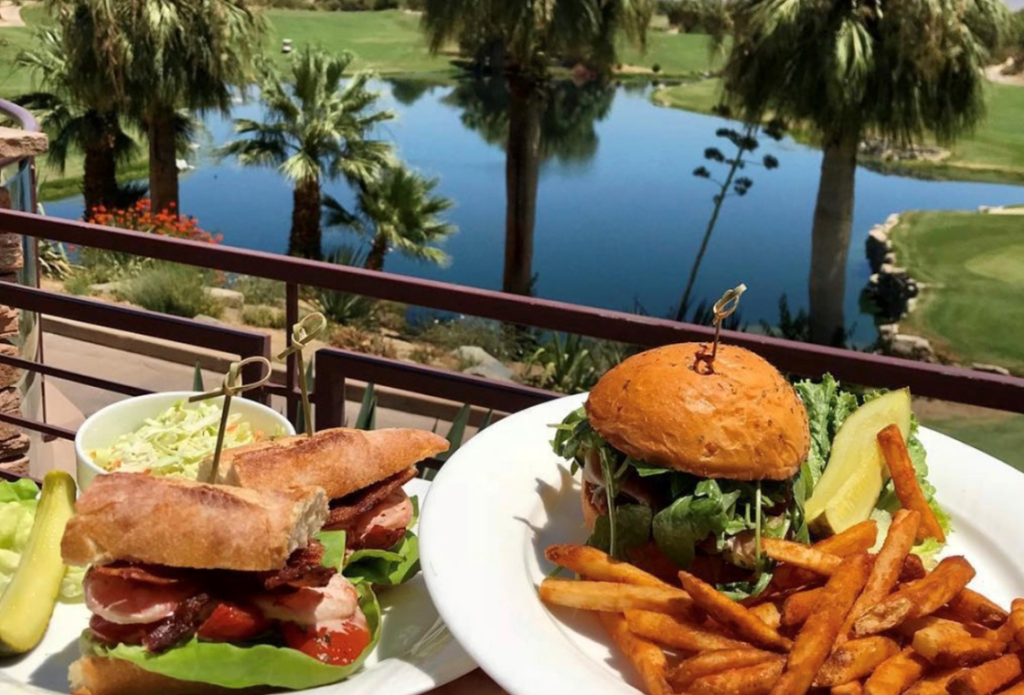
left=89, top=400, right=268, bottom=480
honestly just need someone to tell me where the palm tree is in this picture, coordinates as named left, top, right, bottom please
left=15, top=26, right=137, bottom=215
left=221, top=47, right=395, bottom=259
left=324, top=165, right=457, bottom=272
left=47, top=0, right=266, bottom=214
left=719, top=0, right=1007, bottom=345
left=421, top=0, right=650, bottom=296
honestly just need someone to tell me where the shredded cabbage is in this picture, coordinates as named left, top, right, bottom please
left=89, top=400, right=267, bottom=480
left=0, top=480, right=82, bottom=602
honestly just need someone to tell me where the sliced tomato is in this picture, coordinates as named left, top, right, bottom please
left=281, top=622, right=372, bottom=666
left=197, top=602, right=270, bottom=642
left=89, top=614, right=154, bottom=645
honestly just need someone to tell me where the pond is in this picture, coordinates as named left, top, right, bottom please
left=45, top=79, right=1024, bottom=346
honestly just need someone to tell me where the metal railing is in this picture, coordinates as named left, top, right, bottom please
left=0, top=207, right=1022, bottom=447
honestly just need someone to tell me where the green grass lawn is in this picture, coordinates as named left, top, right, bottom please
left=921, top=412, right=1024, bottom=472
left=617, top=29, right=721, bottom=77
left=890, top=210, right=1024, bottom=375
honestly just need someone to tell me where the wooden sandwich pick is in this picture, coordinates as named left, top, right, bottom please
left=277, top=312, right=327, bottom=437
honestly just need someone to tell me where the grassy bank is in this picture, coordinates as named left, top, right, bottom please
left=921, top=412, right=1024, bottom=472
left=890, top=210, right=1024, bottom=375
left=652, top=79, right=1024, bottom=185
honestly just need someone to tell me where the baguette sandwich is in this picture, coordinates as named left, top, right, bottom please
left=202, top=427, right=448, bottom=586
left=62, top=473, right=381, bottom=695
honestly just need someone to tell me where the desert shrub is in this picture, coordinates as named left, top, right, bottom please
left=242, top=305, right=287, bottom=329
left=331, top=325, right=395, bottom=357
left=310, top=245, right=376, bottom=325
left=122, top=263, right=222, bottom=319
left=233, top=275, right=286, bottom=307
left=652, top=63, right=662, bottom=73
left=411, top=316, right=510, bottom=358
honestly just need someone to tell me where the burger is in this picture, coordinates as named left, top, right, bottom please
left=202, top=427, right=449, bottom=586
left=62, top=473, right=379, bottom=695
left=552, top=342, right=811, bottom=597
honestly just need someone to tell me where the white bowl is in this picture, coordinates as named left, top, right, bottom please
left=74, top=391, right=295, bottom=491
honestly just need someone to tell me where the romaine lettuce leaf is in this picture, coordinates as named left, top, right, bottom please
left=89, top=581, right=381, bottom=690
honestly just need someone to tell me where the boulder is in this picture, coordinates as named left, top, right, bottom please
left=866, top=228, right=890, bottom=273
left=971, top=363, right=1011, bottom=376
left=450, top=345, right=515, bottom=382
left=88, top=281, right=123, bottom=295
left=0, top=433, right=30, bottom=462
left=0, top=127, right=48, bottom=159
left=0, top=344, right=18, bottom=389
left=208, top=288, right=244, bottom=311
left=0, top=306, right=17, bottom=339
left=888, top=334, right=936, bottom=362
left=192, top=314, right=224, bottom=325
left=0, top=234, right=22, bottom=273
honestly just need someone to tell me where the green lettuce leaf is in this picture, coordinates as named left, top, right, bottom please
left=587, top=504, right=652, bottom=555
left=343, top=496, right=420, bottom=586
left=317, top=530, right=347, bottom=571
left=794, top=374, right=858, bottom=487
left=0, top=478, right=39, bottom=503
left=90, top=581, right=381, bottom=690
left=652, top=480, right=742, bottom=568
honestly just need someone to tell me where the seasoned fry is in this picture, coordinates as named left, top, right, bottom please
left=863, top=648, right=930, bottom=695
left=678, top=571, right=793, bottom=651
left=899, top=555, right=928, bottom=583
left=751, top=602, right=783, bottom=630
left=782, top=588, right=824, bottom=627
left=539, top=579, right=695, bottom=617
left=689, top=659, right=785, bottom=695
left=853, top=557, right=976, bottom=635
left=625, top=610, right=749, bottom=652
left=993, top=682, right=1024, bottom=695
left=904, top=669, right=965, bottom=695
left=771, top=522, right=879, bottom=591
left=912, top=620, right=1006, bottom=667
left=763, top=538, right=843, bottom=576
left=1009, top=599, right=1024, bottom=651
left=898, top=617, right=1000, bottom=643
left=815, top=637, right=901, bottom=687
left=544, top=544, right=674, bottom=589
left=833, top=682, right=864, bottom=695
left=876, top=425, right=945, bottom=543
left=668, top=649, right=782, bottom=689
left=948, top=654, right=1024, bottom=695
left=768, top=554, right=873, bottom=695
left=838, top=510, right=921, bottom=645
left=946, top=590, right=1008, bottom=629
left=598, top=611, right=671, bottom=695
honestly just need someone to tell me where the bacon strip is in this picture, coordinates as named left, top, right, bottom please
left=324, top=467, right=417, bottom=532
left=143, top=593, right=213, bottom=653
left=258, top=540, right=335, bottom=590
left=89, top=562, right=194, bottom=585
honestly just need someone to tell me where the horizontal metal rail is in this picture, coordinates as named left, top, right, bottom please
left=0, top=352, right=150, bottom=397
left=314, top=348, right=557, bottom=432
left=0, top=411, right=75, bottom=441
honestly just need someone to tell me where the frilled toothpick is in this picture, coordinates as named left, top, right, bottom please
left=277, top=312, right=327, bottom=438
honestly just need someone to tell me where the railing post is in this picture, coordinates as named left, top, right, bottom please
left=285, top=282, right=299, bottom=424
left=314, top=349, right=345, bottom=432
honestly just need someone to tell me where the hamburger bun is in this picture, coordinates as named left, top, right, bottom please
left=70, top=656, right=272, bottom=695
left=585, top=343, right=809, bottom=481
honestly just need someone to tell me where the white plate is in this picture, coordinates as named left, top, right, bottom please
left=420, top=393, right=1024, bottom=695
left=0, top=478, right=477, bottom=695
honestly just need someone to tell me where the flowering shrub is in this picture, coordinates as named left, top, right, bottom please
left=86, top=200, right=223, bottom=245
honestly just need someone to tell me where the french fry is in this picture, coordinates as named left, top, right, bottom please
left=771, top=522, right=878, bottom=591
left=862, top=648, right=930, bottom=695
left=539, top=579, right=695, bottom=617
left=814, top=637, right=902, bottom=687
left=668, top=648, right=782, bottom=690
left=912, top=619, right=1006, bottom=667
left=898, top=617, right=1000, bottom=643
left=993, top=682, right=1024, bottom=695
left=625, top=610, right=750, bottom=652
left=876, top=425, right=945, bottom=543
left=833, top=682, right=864, bottom=695
left=782, top=588, right=824, bottom=627
left=598, top=611, right=671, bottom=695
left=769, top=554, right=873, bottom=695
left=948, top=654, right=1024, bottom=695
left=689, top=659, right=785, bottom=695
left=1009, top=599, right=1024, bottom=651
left=853, top=557, right=976, bottom=635
left=763, top=538, right=844, bottom=576
left=678, top=570, right=793, bottom=651
left=545, top=544, right=675, bottom=589
left=900, top=555, right=928, bottom=583
left=751, top=602, right=783, bottom=630
left=904, top=669, right=965, bottom=695
left=838, top=510, right=921, bottom=645
left=946, top=590, right=1009, bottom=629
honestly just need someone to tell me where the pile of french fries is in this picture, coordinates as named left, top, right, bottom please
left=539, top=423, right=1022, bottom=695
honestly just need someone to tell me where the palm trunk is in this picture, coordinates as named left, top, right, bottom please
left=808, top=130, right=859, bottom=346
left=502, top=71, right=544, bottom=297
left=365, top=234, right=388, bottom=271
left=82, top=139, right=116, bottom=218
left=289, top=177, right=322, bottom=260
left=148, top=111, right=179, bottom=214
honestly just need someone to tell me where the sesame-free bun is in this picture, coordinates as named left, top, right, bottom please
left=585, top=343, right=810, bottom=481
left=69, top=656, right=272, bottom=695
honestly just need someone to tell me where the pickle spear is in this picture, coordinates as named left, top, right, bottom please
left=805, top=389, right=912, bottom=536
left=0, top=471, right=77, bottom=656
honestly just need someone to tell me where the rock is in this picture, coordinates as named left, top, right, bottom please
left=883, top=252, right=897, bottom=265
left=0, top=234, right=22, bottom=273
left=0, top=433, right=30, bottom=462
left=866, top=229, right=890, bottom=273
left=0, top=386, right=21, bottom=415
left=0, top=127, right=48, bottom=159
left=450, top=345, right=515, bottom=382
left=886, top=214, right=900, bottom=227
left=88, top=281, right=122, bottom=295
left=386, top=338, right=417, bottom=361
left=888, top=334, right=936, bottom=362
left=879, top=263, right=906, bottom=276
left=971, top=363, right=1011, bottom=376
left=877, top=323, right=899, bottom=340
left=0, top=344, right=18, bottom=389
left=0, top=306, right=17, bottom=338
left=208, top=288, right=244, bottom=311
left=192, top=314, right=224, bottom=325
